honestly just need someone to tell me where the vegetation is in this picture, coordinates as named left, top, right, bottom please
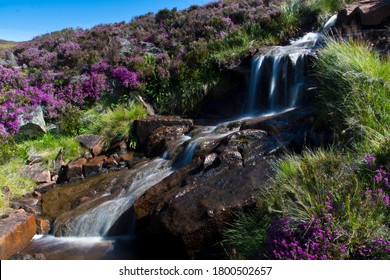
left=223, top=40, right=390, bottom=260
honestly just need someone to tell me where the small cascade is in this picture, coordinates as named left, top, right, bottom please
left=55, top=158, right=173, bottom=237
left=245, top=14, right=338, bottom=115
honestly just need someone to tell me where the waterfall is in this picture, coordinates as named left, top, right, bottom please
left=245, top=14, right=338, bottom=115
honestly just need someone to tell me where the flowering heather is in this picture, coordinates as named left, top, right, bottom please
left=111, top=66, right=140, bottom=89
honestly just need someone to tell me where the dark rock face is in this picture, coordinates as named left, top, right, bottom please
left=134, top=116, right=194, bottom=148
left=338, top=0, right=390, bottom=27
left=75, top=134, right=105, bottom=157
left=134, top=108, right=317, bottom=258
left=144, top=126, right=190, bottom=158
left=0, top=209, right=36, bottom=260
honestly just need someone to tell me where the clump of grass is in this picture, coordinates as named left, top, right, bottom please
left=0, top=159, right=36, bottom=215
left=314, top=39, right=390, bottom=150
left=222, top=209, right=271, bottom=259
left=19, top=132, right=85, bottom=165
left=86, top=102, right=147, bottom=147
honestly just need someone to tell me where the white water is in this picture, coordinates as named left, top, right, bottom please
left=245, top=14, right=338, bottom=115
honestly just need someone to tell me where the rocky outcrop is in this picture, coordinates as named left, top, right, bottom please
left=134, top=108, right=317, bottom=258
left=338, top=0, right=390, bottom=26
left=75, top=134, right=105, bottom=157
left=0, top=209, right=36, bottom=259
left=144, top=125, right=190, bottom=158
left=134, top=116, right=193, bottom=148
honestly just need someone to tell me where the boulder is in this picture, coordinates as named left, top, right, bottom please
left=17, top=106, right=46, bottom=139
left=35, top=181, right=56, bottom=194
left=134, top=116, right=193, bottom=147
left=338, top=0, right=390, bottom=26
left=42, top=170, right=129, bottom=220
left=75, top=134, right=105, bottom=156
left=57, top=158, right=87, bottom=183
left=20, top=163, right=51, bottom=183
left=0, top=209, right=36, bottom=259
left=144, top=126, right=190, bottom=158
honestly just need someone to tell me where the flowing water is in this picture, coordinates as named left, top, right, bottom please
left=25, top=15, right=337, bottom=259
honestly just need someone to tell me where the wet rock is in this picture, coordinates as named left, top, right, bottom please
left=42, top=170, right=128, bottom=220
left=134, top=116, right=193, bottom=147
left=145, top=126, right=190, bottom=158
left=11, top=193, right=41, bottom=216
left=9, top=252, right=47, bottom=260
left=17, top=106, right=46, bottom=139
left=135, top=154, right=275, bottom=258
left=203, top=153, right=218, bottom=170
left=20, top=163, right=51, bottom=183
left=0, top=209, right=36, bottom=260
left=35, top=217, right=51, bottom=235
left=75, top=134, right=105, bottom=156
left=84, top=155, right=108, bottom=176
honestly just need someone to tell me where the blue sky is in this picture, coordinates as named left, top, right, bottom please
left=0, top=0, right=212, bottom=42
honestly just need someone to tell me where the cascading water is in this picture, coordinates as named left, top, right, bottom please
left=244, top=14, right=337, bottom=115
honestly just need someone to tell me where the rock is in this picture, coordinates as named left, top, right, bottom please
left=27, top=154, right=45, bottom=165
left=9, top=252, right=47, bottom=260
left=134, top=152, right=275, bottom=257
left=119, top=151, right=134, bottom=162
left=34, top=181, right=56, bottom=194
left=17, top=106, right=46, bottom=139
left=134, top=116, right=193, bottom=148
left=42, top=170, right=128, bottom=220
left=106, top=156, right=119, bottom=168
left=57, top=158, right=87, bottom=183
left=84, top=155, right=108, bottom=176
left=53, top=149, right=64, bottom=174
left=35, top=217, right=51, bottom=234
left=137, top=94, right=155, bottom=116
left=145, top=126, right=190, bottom=158
left=20, top=163, right=51, bottom=183
left=0, top=209, right=36, bottom=259
left=75, top=134, right=105, bottom=156
left=203, top=153, right=218, bottom=170
left=338, top=0, right=390, bottom=26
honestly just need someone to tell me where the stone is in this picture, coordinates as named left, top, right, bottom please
left=34, top=181, right=56, bottom=194
left=75, top=134, right=105, bottom=156
left=134, top=116, right=193, bottom=148
left=84, top=155, right=108, bottom=176
left=27, top=154, right=45, bottom=165
left=57, top=158, right=87, bottom=183
left=20, top=163, right=51, bottom=183
left=338, top=0, right=390, bottom=26
left=35, top=217, right=51, bottom=234
left=144, top=126, right=190, bottom=158
left=0, top=209, right=36, bottom=260
left=106, top=155, right=119, bottom=168
left=53, top=149, right=64, bottom=174
left=41, top=170, right=128, bottom=220
left=119, top=151, right=134, bottom=162
left=17, top=106, right=46, bottom=139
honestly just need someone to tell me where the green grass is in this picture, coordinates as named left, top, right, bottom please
left=0, top=159, right=36, bottom=215
left=315, top=39, right=390, bottom=152
left=19, top=132, right=85, bottom=165
left=82, top=102, right=147, bottom=148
